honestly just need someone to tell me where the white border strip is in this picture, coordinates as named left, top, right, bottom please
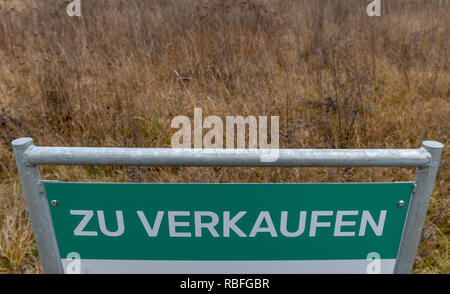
left=61, top=259, right=396, bottom=274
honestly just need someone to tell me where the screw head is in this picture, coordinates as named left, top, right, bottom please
left=397, top=200, right=405, bottom=207
left=51, top=200, right=59, bottom=207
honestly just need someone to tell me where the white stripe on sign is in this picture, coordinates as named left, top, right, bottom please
left=61, top=259, right=396, bottom=274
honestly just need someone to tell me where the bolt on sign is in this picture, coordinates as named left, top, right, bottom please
left=46, top=182, right=412, bottom=274
left=11, top=138, right=444, bottom=274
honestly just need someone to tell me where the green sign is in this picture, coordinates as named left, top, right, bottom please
left=44, top=182, right=413, bottom=273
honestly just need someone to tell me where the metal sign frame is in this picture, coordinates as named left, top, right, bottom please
left=11, top=137, right=443, bottom=274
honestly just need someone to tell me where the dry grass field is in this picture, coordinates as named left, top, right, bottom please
left=0, top=0, right=448, bottom=273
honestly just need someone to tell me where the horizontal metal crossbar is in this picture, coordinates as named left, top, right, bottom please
left=22, top=144, right=431, bottom=168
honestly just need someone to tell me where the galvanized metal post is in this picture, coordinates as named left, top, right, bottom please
left=12, top=138, right=63, bottom=274
left=394, top=141, right=444, bottom=274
